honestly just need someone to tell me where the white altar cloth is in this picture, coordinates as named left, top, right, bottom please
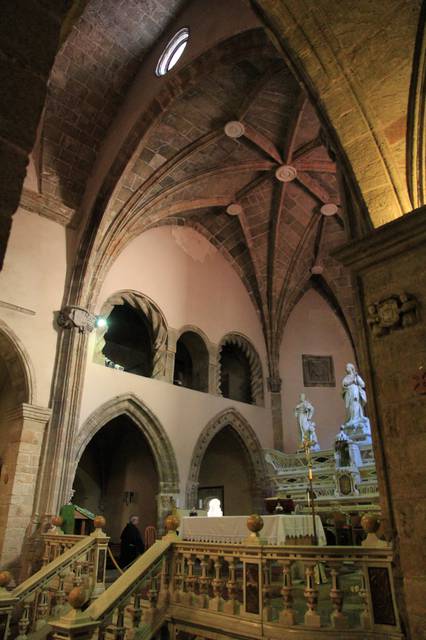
left=181, top=514, right=326, bottom=546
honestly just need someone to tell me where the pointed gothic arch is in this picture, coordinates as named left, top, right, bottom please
left=73, top=394, right=179, bottom=495
left=186, top=408, right=269, bottom=512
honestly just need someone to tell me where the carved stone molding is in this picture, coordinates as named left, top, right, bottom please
left=366, top=292, right=419, bottom=337
left=185, top=408, right=269, bottom=512
left=19, top=189, right=75, bottom=226
left=57, top=306, right=96, bottom=334
left=218, top=333, right=264, bottom=405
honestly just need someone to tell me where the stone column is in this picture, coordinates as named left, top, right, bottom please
left=334, top=204, right=426, bottom=640
left=0, top=403, right=51, bottom=569
left=268, top=376, right=284, bottom=451
left=37, top=306, right=96, bottom=520
left=208, top=344, right=219, bottom=395
left=164, top=328, right=177, bottom=384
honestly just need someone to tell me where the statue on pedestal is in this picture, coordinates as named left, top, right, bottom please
left=294, top=393, right=320, bottom=451
left=334, top=426, right=361, bottom=496
left=341, top=363, right=371, bottom=442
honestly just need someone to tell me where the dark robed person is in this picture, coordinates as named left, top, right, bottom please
left=119, top=515, right=145, bottom=568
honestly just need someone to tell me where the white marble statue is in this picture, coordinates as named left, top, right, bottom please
left=294, top=393, right=320, bottom=451
left=341, top=363, right=371, bottom=442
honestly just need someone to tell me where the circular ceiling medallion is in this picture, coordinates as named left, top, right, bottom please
left=320, top=203, right=339, bottom=216
left=275, top=165, right=297, bottom=182
left=226, top=203, right=243, bottom=216
left=311, top=264, right=324, bottom=275
left=224, top=121, right=245, bottom=139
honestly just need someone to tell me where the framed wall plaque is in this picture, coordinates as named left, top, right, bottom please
left=302, top=355, right=335, bottom=387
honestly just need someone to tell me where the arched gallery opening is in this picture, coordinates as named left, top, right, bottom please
left=219, top=343, right=252, bottom=404
left=73, top=415, right=159, bottom=543
left=197, top=425, right=254, bottom=515
left=174, top=330, right=209, bottom=392
left=102, top=303, right=153, bottom=376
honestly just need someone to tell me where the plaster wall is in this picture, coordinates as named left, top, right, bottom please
left=79, top=226, right=272, bottom=503
left=280, top=289, right=356, bottom=452
left=0, top=208, right=67, bottom=406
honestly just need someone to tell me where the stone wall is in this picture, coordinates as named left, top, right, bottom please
left=335, top=205, right=426, bottom=640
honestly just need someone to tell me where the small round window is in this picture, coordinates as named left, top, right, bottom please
left=155, top=28, right=189, bottom=77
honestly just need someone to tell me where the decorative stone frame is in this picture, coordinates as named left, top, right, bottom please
left=217, top=332, right=264, bottom=406
left=185, top=408, right=269, bottom=513
left=94, top=290, right=168, bottom=379
left=72, top=394, right=180, bottom=531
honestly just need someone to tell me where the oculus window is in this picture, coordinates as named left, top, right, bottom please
left=156, top=28, right=189, bottom=77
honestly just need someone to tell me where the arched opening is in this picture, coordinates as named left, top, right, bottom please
left=73, top=415, right=159, bottom=544
left=174, top=330, right=209, bottom=392
left=186, top=409, right=268, bottom=514
left=0, top=323, right=35, bottom=567
left=103, top=303, right=153, bottom=376
left=198, top=426, right=254, bottom=515
left=219, top=343, right=252, bottom=404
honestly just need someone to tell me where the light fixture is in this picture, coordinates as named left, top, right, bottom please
left=155, top=28, right=189, bottom=77
left=96, top=316, right=107, bottom=329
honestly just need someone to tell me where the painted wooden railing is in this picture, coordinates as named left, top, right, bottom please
left=46, top=516, right=403, bottom=640
left=0, top=516, right=109, bottom=639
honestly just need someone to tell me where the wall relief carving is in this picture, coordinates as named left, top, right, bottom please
left=57, top=306, right=96, bottom=334
left=366, top=292, right=419, bottom=337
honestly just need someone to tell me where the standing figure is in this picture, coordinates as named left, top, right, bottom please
left=341, top=363, right=371, bottom=441
left=294, top=393, right=320, bottom=451
left=119, top=515, right=145, bottom=569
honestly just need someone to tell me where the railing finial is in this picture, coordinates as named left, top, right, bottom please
left=163, top=514, right=180, bottom=539
left=245, top=514, right=265, bottom=545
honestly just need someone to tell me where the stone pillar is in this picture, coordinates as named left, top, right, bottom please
left=268, top=376, right=284, bottom=451
left=334, top=205, right=426, bottom=640
left=38, top=306, right=96, bottom=519
left=208, top=344, right=219, bottom=395
left=164, top=328, right=177, bottom=383
left=0, top=403, right=51, bottom=569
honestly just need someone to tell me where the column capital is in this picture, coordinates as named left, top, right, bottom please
left=267, top=376, right=282, bottom=393
left=5, top=403, right=52, bottom=424
left=57, top=306, right=96, bottom=333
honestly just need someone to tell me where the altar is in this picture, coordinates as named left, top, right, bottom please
left=181, top=514, right=326, bottom=546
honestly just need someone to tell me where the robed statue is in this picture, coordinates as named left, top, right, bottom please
left=341, top=363, right=371, bottom=441
left=294, top=393, right=320, bottom=451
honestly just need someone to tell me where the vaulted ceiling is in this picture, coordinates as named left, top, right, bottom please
left=48, top=26, right=354, bottom=374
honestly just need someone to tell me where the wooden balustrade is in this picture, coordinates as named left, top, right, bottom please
left=0, top=515, right=109, bottom=639
left=36, top=515, right=403, bottom=640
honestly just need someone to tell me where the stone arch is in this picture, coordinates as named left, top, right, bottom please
left=94, top=290, right=168, bottom=378
left=218, top=332, right=264, bottom=405
left=0, top=319, right=35, bottom=405
left=186, top=408, right=269, bottom=512
left=174, top=324, right=212, bottom=392
left=73, top=394, right=179, bottom=496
